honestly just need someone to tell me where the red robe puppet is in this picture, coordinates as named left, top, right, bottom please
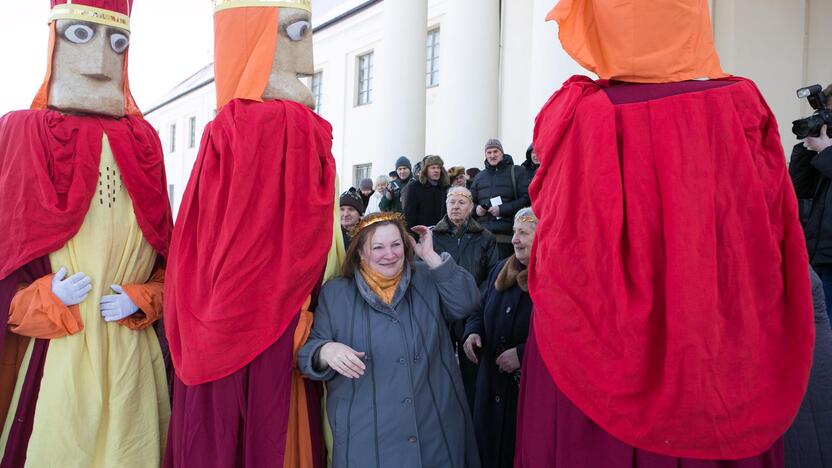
left=163, top=2, right=335, bottom=467
left=517, top=1, right=814, bottom=466
left=0, top=1, right=172, bottom=466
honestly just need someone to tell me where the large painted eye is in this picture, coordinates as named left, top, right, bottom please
left=64, top=24, right=95, bottom=44
left=286, top=20, right=310, bottom=41
left=110, top=33, right=130, bottom=54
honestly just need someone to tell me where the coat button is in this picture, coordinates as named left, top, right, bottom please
left=495, top=395, right=501, bottom=403
left=391, top=318, right=399, bottom=324
left=506, top=306, right=512, bottom=315
left=408, top=436, right=418, bottom=443
left=403, top=397, right=413, bottom=405
left=397, top=357, right=406, bottom=365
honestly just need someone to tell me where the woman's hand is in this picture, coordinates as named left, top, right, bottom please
left=463, top=334, right=482, bottom=364
left=410, top=225, right=442, bottom=269
left=496, top=347, right=520, bottom=373
left=319, top=342, right=366, bottom=379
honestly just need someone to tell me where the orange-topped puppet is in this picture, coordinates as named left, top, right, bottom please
left=163, top=1, right=338, bottom=467
left=517, top=0, right=813, bottom=467
left=0, top=0, right=173, bottom=466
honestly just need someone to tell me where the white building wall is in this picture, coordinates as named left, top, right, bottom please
left=147, top=0, right=829, bottom=219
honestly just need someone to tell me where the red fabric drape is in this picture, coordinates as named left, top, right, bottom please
left=0, top=110, right=172, bottom=279
left=165, top=99, right=336, bottom=385
left=528, top=76, right=813, bottom=459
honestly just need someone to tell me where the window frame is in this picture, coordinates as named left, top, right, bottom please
left=356, top=52, right=374, bottom=106
left=426, top=27, right=440, bottom=88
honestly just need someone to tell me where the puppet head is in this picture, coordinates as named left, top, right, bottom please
left=548, top=0, right=727, bottom=83
left=33, top=0, right=139, bottom=117
left=213, top=0, right=315, bottom=110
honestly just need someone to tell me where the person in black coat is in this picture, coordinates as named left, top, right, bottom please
left=470, top=139, right=531, bottom=258
left=522, top=143, right=539, bottom=182
left=432, top=186, right=501, bottom=409
left=790, top=129, right=832, bottom=323
left=402, top=154, right=450, bottom=228
left=339, top=188, right=365, bottom=249
left=463, top=208, right=537, bottom=468
left=785, top=266, right=832, bottom=467
left=379, top=156, right=413, bottom=213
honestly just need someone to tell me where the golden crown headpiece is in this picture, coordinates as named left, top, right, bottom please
left=214, top=0, right=311, bottom=13
left=49, top=1, right=131, bottom=32
left=348, top=212, right=405, bottom=240
left=516, top=215, right=538, bottom=224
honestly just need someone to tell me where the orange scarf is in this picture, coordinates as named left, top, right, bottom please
left=359, top=262, right=403, bottom=305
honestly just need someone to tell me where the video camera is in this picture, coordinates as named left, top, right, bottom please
left=792, top=84, right=832, bottom=139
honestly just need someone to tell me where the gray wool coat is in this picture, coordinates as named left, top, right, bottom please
left=299, top=253, right=482, bottom=468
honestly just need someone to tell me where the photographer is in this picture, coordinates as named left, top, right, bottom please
left=379, top=156, right=413, bottom=213
left=789, top=84, right=832, bottom=322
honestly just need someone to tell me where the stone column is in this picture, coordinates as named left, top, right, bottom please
left=440, top=0, right=500, bottom=169
left=375, top=0, right=428, bottom=175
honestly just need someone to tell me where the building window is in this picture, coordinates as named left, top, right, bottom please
left=169, top=124, right=176, bottom=153
left=426, top=28, right=440, bottom=87
left=311, top=71, right=323, bottom=114
left=188, top=116, right=197, bottom=149
left=353, top=163, right=372, bottom=187
left=356, top=52, right=374, bottom=106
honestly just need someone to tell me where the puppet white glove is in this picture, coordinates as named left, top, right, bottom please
left=51, top=267, right=92, bottom=307
left=100, top=285, right=139, bottom=322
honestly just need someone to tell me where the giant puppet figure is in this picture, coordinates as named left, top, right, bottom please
left=517, top=1, right=814, bottom=467
left=0, top=0, right=173, bottom=467
left=163, top=0, right=338, bottom=467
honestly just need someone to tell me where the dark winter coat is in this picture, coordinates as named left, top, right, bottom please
left=379, top=176, right=413, bottom=213
left=790, top=143, right=832, bottom=266
left=785, top=267, right=832, bottom=467
left=299, top=254, right=482, bottom=468
left=402, top=180, right=448, bottom=228
left=432, top=215, right=501, bottom=409
left=469, top=155, right=531, bottom=235
left=464, top=257, right=532, bottom=468
left=522, top=146, right=539, bottom=182
left=432, top=216, right=500, bottom=290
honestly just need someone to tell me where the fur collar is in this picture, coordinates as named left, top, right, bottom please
left=495, top=255, right=528, bottom=293
left=433, top=215, right=485, bottom=234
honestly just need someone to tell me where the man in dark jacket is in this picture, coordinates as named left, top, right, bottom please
left=522, top=143, right=540, bottom=181
left=339, top=188, right=365, bottom=248
left=379, top=156, right=413, bottom=212
left=432, top=186, right=501, bottom=408
left=470, top=138, right=531, bottom=258
left=790, top=130, right=832, bottom=322
left=402, top=155, right=450, bottom=228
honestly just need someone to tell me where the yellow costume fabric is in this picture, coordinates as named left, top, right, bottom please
left=1, top=135, right=169, bottom=467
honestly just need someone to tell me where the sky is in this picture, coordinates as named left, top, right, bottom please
left=0, top=1, right=214, bottom=115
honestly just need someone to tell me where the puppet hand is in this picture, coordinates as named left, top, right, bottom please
left=51, top=268, right=92, bottom=307
left=100, top=285, right=139, bottom=322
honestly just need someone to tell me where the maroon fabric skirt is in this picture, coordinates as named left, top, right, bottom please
left=515, top=319, right=783, bottom=468
left=164, top=315, right=324, bottom=468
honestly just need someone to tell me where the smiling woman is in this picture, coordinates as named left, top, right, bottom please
left=299, top=212, right=482, bottom=468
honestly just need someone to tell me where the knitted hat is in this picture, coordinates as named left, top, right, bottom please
left=448, top=166, right=466, bottom=180
left=395, top=156, right=412, bottom=171
left=340, top=188, right=365, bottom=215
left=359, top=178, right=373, bottom=190
left=484, top=138, right=503, bottom=153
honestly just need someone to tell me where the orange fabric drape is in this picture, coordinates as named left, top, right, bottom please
left=119, top=267, right=165, bottom=331
left=213, top=7, right=279, bottom=110
left=547, top=0, right=727, bottom=83
left=284, top=299, right=315, bottom=468
left=31, top=22, right=142, bottom=116
left=9, top=274, right=83, bottom=339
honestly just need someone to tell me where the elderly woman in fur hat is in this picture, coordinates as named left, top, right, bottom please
left=463, top=207, right=537, bottom=468
left=299, top=212, right=481, bottom=467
